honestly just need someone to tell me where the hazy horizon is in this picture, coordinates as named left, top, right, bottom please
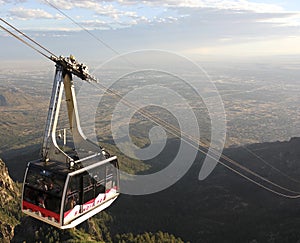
left=1, top=0, right=300, bottom=62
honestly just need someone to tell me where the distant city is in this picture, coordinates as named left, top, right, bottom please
left=1, top=58, right=299, bottom=155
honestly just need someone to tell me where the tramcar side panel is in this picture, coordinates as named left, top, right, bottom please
left=62, top=158, right=120, bottom=226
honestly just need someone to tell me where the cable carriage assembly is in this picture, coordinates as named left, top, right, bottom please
left=7, top=51, right=120, bottom=230
left=0, top=18, right=121, bottom=229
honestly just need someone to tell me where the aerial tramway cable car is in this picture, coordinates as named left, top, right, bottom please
left=21, top=55, right=120, bottom=229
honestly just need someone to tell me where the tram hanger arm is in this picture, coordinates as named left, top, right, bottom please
left=50, top=55, right=98, bottom=83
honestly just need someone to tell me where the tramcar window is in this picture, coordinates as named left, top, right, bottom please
left=110, top=159, right=119, bottom=189
left=44, top=193, right=61, bottom=214
left=64, top=193, right=79, bottom=212
left=25, top=166, right=64, bottom=196
left=23, top=184, right=62, bottom=214
left=64, top=175, right=80, bottom=212
left=23, top=166, right=65, bottom=214
left=83, top=174, right=94, bottom=204
left=23, top=186, right=37, bottom=204
left=105, top=164, right=114, bottom=190
left=68, top=175, right=80, bottom=194
left=91, top=166, right=106, bottom=195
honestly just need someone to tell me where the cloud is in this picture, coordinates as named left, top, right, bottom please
left=93, top=4, right=138, bottom=20
left=39, top=0, right=300, bottom=30
left=79, top=19, right=112, bottom=30
left=9, top=7, right=62, bottom=20
left=1, top=0, right=26, bottom=3
left=257, top=12, right=300, bottom=27
left=171, top=7, right=300, bottom=38
left=43, top=0, right=139, bottom=20
left=185, top=36, right=300, bottom=56
left=41, top=0, right=182, bottom=28
left=0, top=0, right=26, bottom=6
left=4, top=0, right=300, bottom=59
left=113, top=0, right=284, bottom=13
left=80, top=15, right=179, bottom=29
left=92, top=7, right=300, bottom=56
left=49, top=0, right=285, bottom=14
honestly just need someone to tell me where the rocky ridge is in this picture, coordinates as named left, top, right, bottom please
left=0, top=159, right=20, bottom=243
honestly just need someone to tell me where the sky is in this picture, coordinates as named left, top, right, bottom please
left=1, top=0, right=300, bottom=62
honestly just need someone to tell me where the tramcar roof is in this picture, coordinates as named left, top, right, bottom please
left=28, top=154, right=117, bottom=176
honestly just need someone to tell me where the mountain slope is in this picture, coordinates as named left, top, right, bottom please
left=108, top=137, right=300, bottom=243
left=0, top=159, right=20, bottom=243
left=3, top=137, right=300, bottom=242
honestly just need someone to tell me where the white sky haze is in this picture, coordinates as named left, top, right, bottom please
left=1, top=0, right=300, bottom=61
